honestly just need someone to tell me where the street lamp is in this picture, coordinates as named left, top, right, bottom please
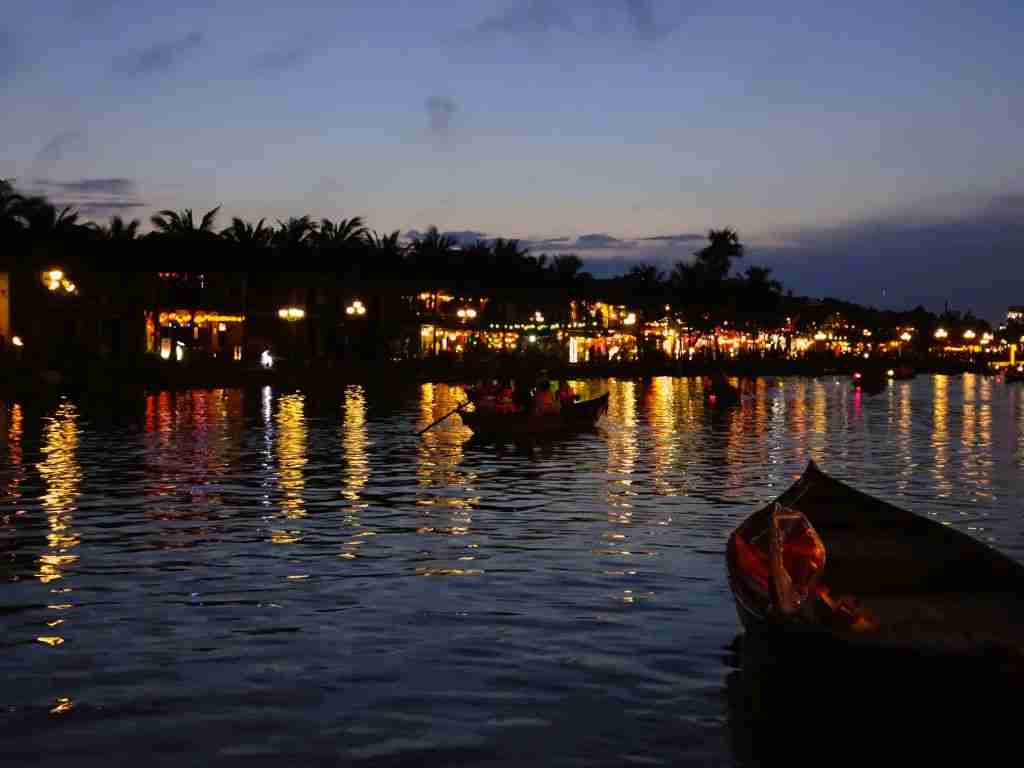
left=42, top=268, right=77, bottom=294
left=900, top=332, right=912, bottom=342
left=278, top=307, right=305, bottom=320
left=934, top=328, right=948, bottom=340
left=346, top=300, right=366, bottom=316
left=963, top=329, right=976, bottom=340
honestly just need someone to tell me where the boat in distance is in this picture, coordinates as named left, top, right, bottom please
left=726, top=460, right=1024, bottom=661
left=458, top=392, right=609, bottom=436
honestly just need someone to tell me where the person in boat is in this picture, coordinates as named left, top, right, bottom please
left=557, top=379, right=578, bottom=408
left=494, top=378, right=517, bottom=414
left=513, top=377, right=534, bottom=413
left=534, top=378, right=559, bottom=414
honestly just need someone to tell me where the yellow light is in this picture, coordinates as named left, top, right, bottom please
left=934, top=328, right=948, bottom=339
left=278, top=309, right=289, bottom=319
left=814, top=331, right=827, bottom=341
left=48, top=269, right=63, bottom=282
left=217, top=322, right=227, bottom=332
left=457, top=309, right=466, bottom=318
left=356, top=306, right=365, bottom=315
left=528, top=335, right=537, bottom=342
left=963, top=329, right=976, bottom=340
left=279, top=307, right=305, bottom=320
left=11, top=336, right=23, bottom=347
left=345, top=306, right=355, bottom=315
left=624, top=313, right=637, bottom=326
left=160, top=339, right=171, bottom=359
left=862, top=329, right=872, bottom=337
left=467, top=308, right=477, bottom=319
left=900, top=332, right=912, bottom=342
left=887, top=369, right=894, bottom=377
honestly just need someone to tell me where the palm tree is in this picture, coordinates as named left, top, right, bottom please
left=91, top=215, right=141, bottom=241
left=18, top=198, right=85, bottom=239
left=695, top=227, right=744, bottom=282
left=316, top=216, right=367, bottom=249
left=272, top=215, right=316, bottom=251
left=364, top=229, right=406, bottom=274
left=150, top=206, right=221, bottom=236
left=221, top=217, right=271, bottom=247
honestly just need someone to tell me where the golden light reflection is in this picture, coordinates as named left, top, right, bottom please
left=896, top=388, right=912, bottom=492
left=276, top=393, right=307, bottom=519
left=2, top=403, right=25, bottom=500
left=342, top=385, right=369, bottom=509
left=414, top=383, right=479, bottom=575
left=36, top=402, right=81, bottom=584
left=606, top=380, right=637, bottom=524
left=647, top=377, right=676, bottom=495
left=932, top=376, right=952, bottom=498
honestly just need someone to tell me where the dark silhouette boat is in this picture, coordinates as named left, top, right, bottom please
left=458, top=392, right=609, bottom=437
left=726, top=461, right=1024, bottom=662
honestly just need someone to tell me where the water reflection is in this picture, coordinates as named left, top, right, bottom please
left=36, top=401, right=82, bottom=586
left=276, top=392, right=307, bottom=520
left=339, top=385, right=372, bottom=559
left=932, top=376, right=951, bottom=498
left=606, top=380, right=637, bottom=522
left=341, top=385, right=369, bottom=511
left=1, top=403, right=24, bottom=501
left=415, top=383, right=479, bottom=575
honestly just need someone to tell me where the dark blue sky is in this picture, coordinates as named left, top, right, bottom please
left=2, top=1, right=1021, bottom=319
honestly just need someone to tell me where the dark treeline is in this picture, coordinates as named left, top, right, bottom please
left=0, top=179, right=999, bottom=352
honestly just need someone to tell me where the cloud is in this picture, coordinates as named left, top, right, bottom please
left=637, top=232, right=704, bottom=244
left=29, top=177, right=146, bottom=220
left=749, top=192, right=1024, bottom=320
left=251, top=41, right=314, bottom=73
left=115, top=32, right=203, bottom=77
left=47, top=178, right=134, bottom=194
left=458, top=0, right=570, bottom=44
left=455, top=0, right=679, bottom=46
left=35, top=131, right=85, bottom=167
left=575, top=233, right=631, bottom=249
left=425, top=95, right=457, bottom=141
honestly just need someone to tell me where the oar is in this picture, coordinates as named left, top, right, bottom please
left=415, top=402, right=468, bottom=435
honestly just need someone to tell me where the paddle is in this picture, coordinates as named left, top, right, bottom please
left=415, top=401, right=468, bottom=435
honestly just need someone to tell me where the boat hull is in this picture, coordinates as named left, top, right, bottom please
left=458, top=392, right=609, bottom=437
left=726, top=461, right=1024, bottom=661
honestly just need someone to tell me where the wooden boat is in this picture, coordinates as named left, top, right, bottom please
left=458, top=392, right=609, bottom=436
left=726, top=461, right=1024, bottom=661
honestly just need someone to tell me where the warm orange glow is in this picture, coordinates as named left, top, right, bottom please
left=278, top=307, right=305, bottom=320
left=934, top=327, right=948, bottom=339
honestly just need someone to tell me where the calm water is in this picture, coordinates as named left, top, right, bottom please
left=2, top=375, right=1023, bottom=765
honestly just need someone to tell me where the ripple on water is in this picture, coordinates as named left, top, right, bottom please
left=0, top=376, right=1022, bottom=764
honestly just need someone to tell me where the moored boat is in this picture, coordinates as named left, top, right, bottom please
left=726, top=461, right=1024, bottom=661
left=458, top=392, right=609, bottom=436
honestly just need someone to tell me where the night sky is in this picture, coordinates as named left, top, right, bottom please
left=2, top=1, right=1021, bottom=319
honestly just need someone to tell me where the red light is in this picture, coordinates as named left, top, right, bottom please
left=854, top=372, right=862, bottom=379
